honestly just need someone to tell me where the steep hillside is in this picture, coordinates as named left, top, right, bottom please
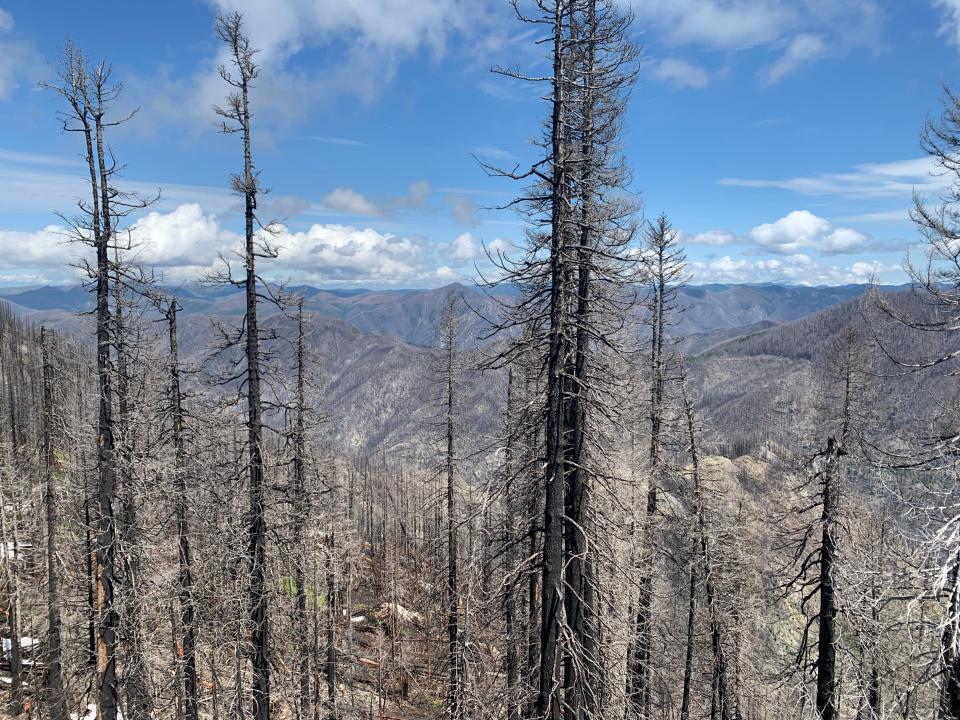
left=676, top=319, right=780, bottom=356
left=673, top=283, right=883, bottom=334
left=0, top=282, right=917, bottom=462
left=688, top=290, right=953, bottom=456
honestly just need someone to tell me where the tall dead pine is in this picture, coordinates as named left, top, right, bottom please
left=214, top=13, right=272, bottom=719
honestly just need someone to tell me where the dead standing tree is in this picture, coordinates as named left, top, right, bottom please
left=562, top=4, right=638, bottom=718
left=629, top=213, right=686, bottom=720
left=482, top=2, right=639, bottom=718
left=211, top=12, right=275, bottom=720
left=42, top=44, right=153, bottom=720
left=438, top=291, right=465, bottom=720
left=677, top=360, right=741, bottom=720
left=848, top=82, right=960, bottom=720
left=161, top=297, right=200, bottom=720
left=480, top=0, right=576, bottom=709
left=41, top=328, right=70, bottom=720
left=283, top=298, right=334, bottom=720
left=777, top=327, right=871, bottom=720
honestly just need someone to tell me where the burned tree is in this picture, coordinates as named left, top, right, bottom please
left=42, top=43, right=152, bottom=720
left=163, top=299, right=199, bottom=720
left=212, top=13, right=276, bottom=720
left=484, top=2, right=639, bottom=718
left=629, top=213, right=686, bottom=720
left=778, top=326, right=871, bottom=720
left=436, top=291, right=464, bottom=720
left=677, top=361, right=741, bottom=720
left=41, top=328, right=69, bottom=720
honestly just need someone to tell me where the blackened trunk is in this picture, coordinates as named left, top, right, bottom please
left=680, top=561, right=696, bottom=720
left=293, top=305, right=311, bottom=720
left=538, top=3, right=569, bottom=718
left=92, top=97, right=119, bottom=720
left=815, top=438, right=841, bottom=720
left=446, top=318, right=462, bottom=720
left=114, top=282, right=152, bottom=720
left=169, top=305, right=199, bottom=720
left=940, top=554, right=960, bottom=719
left=504, top=369, right=521, bottom=720
left=563, top=6, right=597, bottom=713
left=41, top=328, right=69, bottom=720
left=235, top=59, right=271, bottom=720
left=325, top=534, right=338, bottom=719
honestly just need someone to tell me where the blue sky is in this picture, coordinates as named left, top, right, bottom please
left=1, top=0, right=960, bottom=287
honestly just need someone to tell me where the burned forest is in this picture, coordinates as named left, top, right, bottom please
left=4, top=3, right=960, bottom=720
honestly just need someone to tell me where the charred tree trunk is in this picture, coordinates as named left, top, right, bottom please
left=41, top=328, right=69, bottom=720
left=325, top=534, right=338, bottom=719
left=441, top=293, right=463, bottom=720
left=504, top=369, right=521, bottom=720
left=168, top=303, right=199, bottom=720
left=113, top=278, right=152, bottom=720
left=679, top=559, right=696, bottom=720
left=538, top=4, right=571, bottom=719
left=91, top=74, right=120, bottom=720
left=563, top=6, right=596, bottom=714
left=293, top=302, right=312, bottom=720
left=680, top=365, right=739, bottom=720
left=215, top=14, right=271, bottom=719
left=815, top=438, right=842, bottom=720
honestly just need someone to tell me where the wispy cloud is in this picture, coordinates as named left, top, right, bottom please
left=0, top=9, right=40, bottom=101
left=0, top=148, right=82, bottom=168
left=310, top=136, right=366, bottom=147
left=681, top=229, right=738, bottom=247
left=720, top=157, right=949, bottom=198
left=935, top=0, right=960, bottom=46
left=128, top=0, right=499, bottom=132
left=0, top=152, right=317, bottom=222
left=650, top=57, right=710, bottom=89
left=832, top=209, right=911, bottom=223
left=627, top=0, right=789, bottom=50
left=762, top=33, right=826, bottom=84
left=471, top=144, right=516, bottom=162
left=446, top=193, right=478, bottom=225
left=321, top=180, right=431, bottom=217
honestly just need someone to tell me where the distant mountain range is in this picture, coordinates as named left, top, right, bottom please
left=0, top=280, right=919, bottom=459
left=0, top=281, right=903, bottom=347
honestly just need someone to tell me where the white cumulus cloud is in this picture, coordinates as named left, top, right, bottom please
left=748, top=210, right=867, bottom=254
left=446, top=232, right=482, bottom=262
left=690, top=253, right=894, bottom=285
left=0, top=225, right=73, bottom=271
